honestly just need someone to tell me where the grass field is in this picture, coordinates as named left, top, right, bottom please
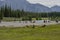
left=0, top=24, right=60, bottom=40
left=2, top=17, right=47, bottom=21
left=1, top=17, right=60, bottom=21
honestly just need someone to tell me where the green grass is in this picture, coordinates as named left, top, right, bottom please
left=2, top=17, right=45, bottom=21
left=2, top=17, right=60, bottom=21
left=2, top=17, right=21, bottom=21
left=2, top=17, right=37, bottom=21
left=0, top=24, right=60, bottom=40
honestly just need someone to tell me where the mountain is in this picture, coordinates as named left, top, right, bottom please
left=0, top=1, right=4, bottom=6
left=5, top=0, right=51, bottom=12
left=51, top=5, right=60, bottom=12
left=0, top=0, right=60, bottom=12
left=25, top=3, right=51, bottom=12
left=0, top=0, right=51, bottom=12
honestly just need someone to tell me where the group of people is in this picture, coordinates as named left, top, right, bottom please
left=21, top=20, right=59, bottom=23
left=43, top=20, right=50, bottom=23
left=0, top=19, right=59, bottom=24
left=43, top=20, right=59, bottom=23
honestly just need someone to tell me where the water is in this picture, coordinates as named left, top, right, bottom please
left=0, top=20, right=60, bottom=27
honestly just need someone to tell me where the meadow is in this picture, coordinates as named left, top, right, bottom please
left=0, top=24, right=60, bottom=40
left=2, top=17, right=51, bottom=21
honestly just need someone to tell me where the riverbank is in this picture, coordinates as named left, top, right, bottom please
left=0, top=20, right=60, bottom=27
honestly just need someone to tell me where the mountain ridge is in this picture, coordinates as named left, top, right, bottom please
left=0, top=0, right=60, bottom=12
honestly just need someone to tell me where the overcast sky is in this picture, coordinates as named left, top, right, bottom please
left=27, top=0, right=60, bottom=7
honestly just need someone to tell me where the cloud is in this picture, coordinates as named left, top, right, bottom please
left=27, top=0, right=60, bottom=7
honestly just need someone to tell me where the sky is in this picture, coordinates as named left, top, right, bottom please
left=0, top=0, right=60, bottom=7
left=27, top=0, right=60, bottom=7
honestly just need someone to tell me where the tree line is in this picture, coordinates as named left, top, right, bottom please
left=0, top=5, right=60, bottom=21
